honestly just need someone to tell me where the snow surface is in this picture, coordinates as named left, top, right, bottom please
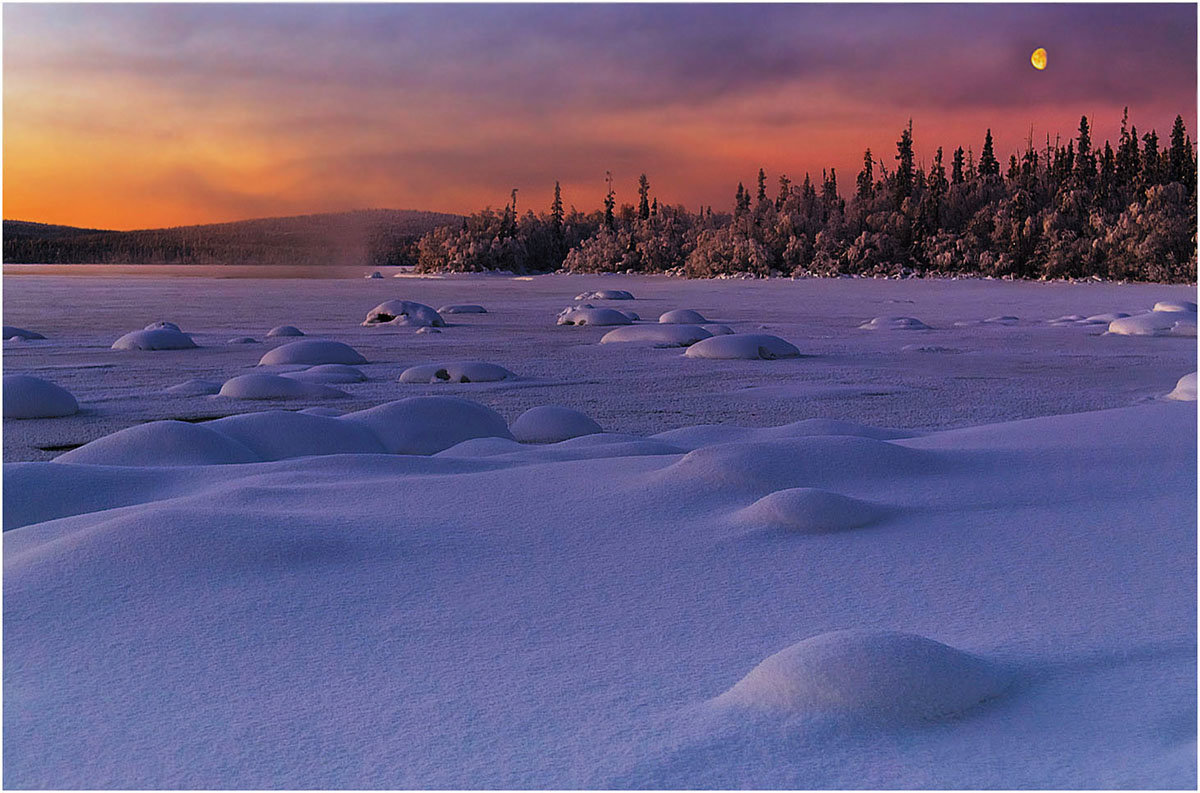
left=3, top=374, right=79, bottom=418
left=341, top=395, right=513, bottom=454
left=2, top=326, right=45, bottom=340
left=280, top=364, right=368, bottom=384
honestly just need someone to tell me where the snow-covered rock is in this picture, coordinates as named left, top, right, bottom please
left=858, top=316, right=931, bottom=331
left=1081, top=312, right=1130, bottom=325
left=600, top=325, right=713, bottom=347
left=144, top=321, right=181, bottom=332
left=618, top=310, right=640, bottom=321
left=366, top=271, right=384, bottom=279
left=415, top=327, right=441, bottom=335
left=3, top=375, right=79, bottom=418
left=659, top=309, right=708, bottom=324
left=164, top=379, right=221, bottom=396
left=1165, top=372, right=1197, bottom=401
left=702, top=324, right=734, bottom=336
left=266, top=325, right=305, bottom=337
left=510, top=406, right=603, bottom=443
left=398, top=361, right=515, bottom=383
left=1106, top=311, right=1198, bottom=337
left=55, top=421, right=261, bottom=466
left=1152, top=300, right=1197, bottom=313
left=258, top=340, right=367, bottom=366
left=362, top=300, right=445, bottom=328
left=218, top=373, right=349, bottom=400
left=226, top=337, right=259, bottom=344
left=557, top=307, right=634, bottom=326
left=112, top=328, right=198, bottom=350
left=575, top=289, right=634, bottom=300
left=736, top=488, right=885, bottom=533
left=712, top=630, right=1007, bottom=723
left=684, top=333, right=801, bottom=360
left=280, top=364, right=368, bottom=384
left=2, top=326, right=45, bottom=340
left=207, top=411, right=386, bottom=460
left=438, top=304, right=487, bottom=314
left=342, top=396, right=513, bottom=454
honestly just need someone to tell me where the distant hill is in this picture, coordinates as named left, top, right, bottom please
left=2, top=209, right=462, bottom=266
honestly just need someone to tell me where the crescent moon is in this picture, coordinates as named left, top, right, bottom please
left=1031, top=48, right=1047, bottom=70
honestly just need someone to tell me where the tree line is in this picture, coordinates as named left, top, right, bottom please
left=415, top=111, right=1197, bottom=282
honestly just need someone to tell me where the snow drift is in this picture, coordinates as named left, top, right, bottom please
left=218, top=373, right=349, bottom=400
left=684, top=333, right=801, bottom=360
left=3, top=374, right=79, bottom=418
left=438, top=304, right=487, bottom=314
left=111, top=328, right=197, bottom=350
left=258, top=340, right=368, bottom=366
left=510, top=406, right=603, bottom=443
left=600, top=325, right=713, bottom=347
left=342, top=396, right=513, bottom=454
left=659, top=309, right=708, bottom=324
left=575, top=289, right=634, bottom=300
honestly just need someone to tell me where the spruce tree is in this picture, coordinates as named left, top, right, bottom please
left=603, top=171, right=616, bottom=230
left=856, top=149, right=875, bottom=199
left=551, top=181, right=564, bottom=239
left=777, top=174, right=792, bottom=209
left=978, top=129, right=1000, bottom=178
left=637, top=173, right=651, bottom=220
left=894, top=120, right=915, bottom=204
left=1168, top=115, right=1191, bottom=186
left=951, top=147, right=965, bottom=185
left=757, top=168, right=768, bottom=204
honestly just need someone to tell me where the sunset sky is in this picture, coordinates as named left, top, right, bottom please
left=4, top=3, right=1196, bottom=230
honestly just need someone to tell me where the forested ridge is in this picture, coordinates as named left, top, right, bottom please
left=417, top=112, right=1198, bottom=282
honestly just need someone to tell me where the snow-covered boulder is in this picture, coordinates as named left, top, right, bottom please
left=3, top=375, right=79, bottom=418
left=510, top=406, right=603, bottom=443
left=266, top=325, right=305, bottom=337
left=702, top=324, right=734, bottom=336
left=218, top=373, right=349, bottom=400
left=712, top=630, right=1007, bottom=724
left=2, top=326, right=45, bottom=340
left=659, top=309, right=708, bottom=324
left=858, top=316, right=931, bottom=331
left=1165, top=372, right=1197, bottom=401
left=226, top=337, right=259, bottom=344
left=207, top=411, right=386, bottom=460
left=362, top=300, right=445, bottom=328
left=575, top=289, right=634, bottom=300
left=1106, top=311, right=1198, bottom=337
left=415, top=327, right=441, bottom=335
left=557, top=307, right=634, bottom=326
left=258, top=340, right=367, bottom=366
left=684, top=333, right=801, bottom=360
left=164, top=379, right=221, bottom=396
left=600, top=325, right=712, bottom=347
left=280, top=364, right=367, bottom=384
left=144, top=320, right=181, bottom=332
left=55, top=421, right=261, bottom=467
left=398, top=361, right=515, bottom=383
left=112, top=328, right=198, bottom=351
left=343, top=396, right=513, bottom=455
left=618, top=310, right=640, bottom=321
left=1081, top=312, right=1130, bottom=325
left=438, top=304, right=487, bottom=314
left=1152, top=300, right=1197, bottom=313
left=736, top=488, right=885, bottom=533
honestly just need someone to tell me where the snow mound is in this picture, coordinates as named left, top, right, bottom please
left=3, top=375, right=79, bottom=418
left=660, top=309, right=708, bottom=324
left=435, top=437, right=527, bottom=458
left=1165, top=372, right=1197, bottom=401
left=398, top=361, right=515, bottom=383
left=575, top=289, right=634, bottom=300
left=111, top=328, right=198, bottom=350
left=1152, top=300, right=1197, bottom=313
left=362, top=300, right=445, bottom=327
left=618, top=310, right=640, bottom=321
left=600, top=325, right=712, bottom=347
left=557, top=307, right=634, bottom=326
left=342, top=396, right=514, bottom=454
left=55, top=420, right=260, bottom=466
left=736, top=488, right=886, bottom=533
left=1106, top=312, right=1198, bottom=337
left=701, top=324, right=734, bottom=335
left=266, top=325, right=305, bottom=337
left=366, top=271, right=384, bottom=279
left=712, top=630, right=1006, bottom=723
left=984, top=315, right=1019, bottom=325
left=144, top=320, right=181, bottom=332
left=416, top=327, right=441, bottom=335
left=226, top=336, right=259, bottom=344
left=438, top=304, right=487, bottom=314
left=164, top=379, right=221, bottom=396
left=858, top=316, right=931, bottom=331
left=510, top=406, right=603, bottom=443
left=901, top=344, right=959, bottom=353
left=299, top=407, right=343, bottom=417
left=207, top=411, right=386, bottom=460
left=218, top=373, right=349, bottom=400
left=258, top=340, right=367, bottom=366
left=1049, top=314, right=1087, bottom=325
left=2, top=326, right=45, bottom=340
left=280, top=364, right=367, bottom=384
left=1081, top=312, right=1130, bottom=325
left=685, top=333, right=801, bottom=360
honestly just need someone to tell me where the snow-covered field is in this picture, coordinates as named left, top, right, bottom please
left=3, top=271, right=1197, bottom=788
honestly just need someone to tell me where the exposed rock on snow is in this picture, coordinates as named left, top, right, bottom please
left=736, top=488, right=885, bottom=533
left=438, top=304, right=487, bottom=314
left=3, top=375, right=79, bottom=418
left=398, top=361, right=515, bottom=383
left=144, top=321, right=181, bottom=332
left=366, top=271, right=384, bottom=279
left=712, top=630, right=1006, bottom=723
left=575, top=289, right=634, bottom=300
left=1152, top=300, right=1197, bottom=313
left=362, top=300, right=445, bottom=328
left=557, top=307, right=634, bottom=326
left=164, top=379, right=221, bottom=396
left=702, top=324, right=734, bottom=336
left=218, top=373, right=349, bottom=400
left=858, top=316, right=931, bottom=331
left=1165, top=372, right=1197, bottom=401
left=2, top=326, right=46, bottom=340
left=280, top=364, right=368, bottom=384
left=112, top=328, right=198, bottom=351
left=266, top=325, right=305, bottom=337
left=258, top=340, right=368, bottom=366
left=684, top=333, right=801, bottom=360
left=226, top=337, right=259, bottom=344
left=55, top=420, right=261, bottom=466
left=600, top=325, right=713, bottom=347
left=510, top=405, right=603, bottom=443
left=343, top=396, right=514, bottom=454
left=1106, top=311, right=1198, bottom=337
left=659, top=309, right=708, bottom=324
left=207, top=411, right=386, bottom=460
